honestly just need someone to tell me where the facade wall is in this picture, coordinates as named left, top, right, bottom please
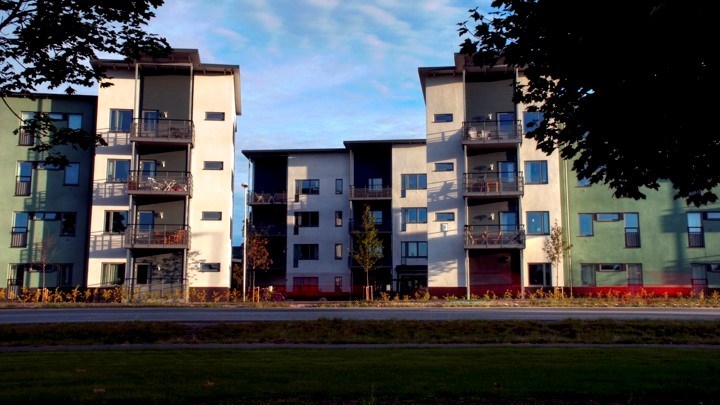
left=392, top=144, right=428, bottom=269
left=1, top=95, right=95, bottom=290
left=424, top=74, right=466, bottom=289
left=286, top=153, right=351, bottom=294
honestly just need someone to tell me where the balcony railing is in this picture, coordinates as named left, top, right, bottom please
left=130, top=119, right=194, bottom=144
left=126, top=171, right=192, bottom=196
left=349, top=186, right=392, bottom=200
left=688, top=229, right=704, bottom=247
left=18, top=130, right=34, bottom=146
left=463, top=172, right=524, bottom=197
left=10, top=227, right=28, bottom=247
left=15, top=176, right=31, bottom=196
left=125, top=224, right=190, bottom=248
left=462, top=121, right=523, bottom=145
left=247, top=190, right=288, bottom=205
left=464, top=225, right=525, bottom=249
left=625, top=228, right=641, bottom=248
left=348, top=219, right=392, bottom=233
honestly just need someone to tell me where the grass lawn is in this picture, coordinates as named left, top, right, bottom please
left=2, top=347, right=719, bottom=404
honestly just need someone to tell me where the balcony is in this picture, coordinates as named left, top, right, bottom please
left=10, top=228, right=28, bottom=247
left=349, top=186, right=392, bottom=200
left=463, top=172, right=524, bottom=197
left=247, top=190, right=288, bottom=205
left=15, top=176, right=31, bottom=196
left=130, top=119, right=194, bottom=145
left=126, top=171, right=192, bottom=197
left=462, top=121, right=522, bottom=147
left=125, top=224, right=190, bottom=249
left=464, top=225, right=525, bottom=249
left=18, top=130, right=34, bottom=146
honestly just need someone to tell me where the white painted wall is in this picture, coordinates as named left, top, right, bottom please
left=392, top=144, right=428, bottom=268
left=286, top=152, right=351, bottom=292
left=424, top=74, right=466, bottom=288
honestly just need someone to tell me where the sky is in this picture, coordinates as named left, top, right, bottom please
left=94, top=0, right=487, bottom=244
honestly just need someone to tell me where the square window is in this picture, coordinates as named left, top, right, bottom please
left=529, top=263, right=552, bottom=286
left=524, top=161, right=548, bottom=184
left=434, top=162, right=454, bottom=172
left=107, top=159, right=130, bottom=182
left=434, top=113, right=453, bottom=122
left=203, top=161, right=224, bottom=170
left=205, top=112, right=225, bottom=121
left=101, top=263, right=125, bottom=286
left=110, top=109, right=132, bottom=132
left=523, top=111, right=544, bottom=133
left=200, top=263, right=221, bottom=272
left=104, top=211, right=128, bottom=233
left=526, top=211, right=550, bottom=235
left=202, top=211, right=222, bottom=220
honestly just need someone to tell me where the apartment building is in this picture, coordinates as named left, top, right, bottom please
left=86, top=49, right=241, bottom=299
left=1, top=94, right=96, bottom=295
left=243, top=140, right=428, bottom=299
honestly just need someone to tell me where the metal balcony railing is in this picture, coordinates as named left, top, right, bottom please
left=18, top=130, right=34, bottom=146
left=10, top=227, right=28, bottom=247
left=462, top=121, right=523, bottom=144
left=126, top=171, right=192, bottom=196
left=349, top=186, right=392, bottom=200
left=348, top=219, right=392, bottom=233
left=125, top=224, right=190, bottom=248
left=463, top=172, right=524, bottom=196
left=464, top=224, right=525, bottom=249
left=247, top=190, right=288, bottom=205
left=15, top=176, right=31, bottom=196
left=130, top=119, right=194, bottom=144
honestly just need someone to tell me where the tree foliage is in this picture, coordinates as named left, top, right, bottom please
left=542, top=220, right=572, bottom=288
left=1, top=0, right=171, bottom=165
left=246, top=227, right=273, bottom=273
left=352, top=205, right=383, bottom=293
left=458, top=1, right=715, bottom=206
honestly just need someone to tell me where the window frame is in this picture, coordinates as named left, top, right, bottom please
left=335, top=243, right=343, bottom=260
left=200, top=263, right=221, bottom=272
left=528, top=262, right=552, bottom=286
left=63, top=163, right=80, bottom=185
left=60, top=212, right=77, bottom=236
left=335, top=211, right=343, bottom=227
left=435, top=212, right=455, bottom=221
left=524, top=160, right=548, bottom=184
left=109, top=109, right=132, bottom=132
left=205, top=112, right=225, bottom=121
left=401, top=241, right=428, bottom=259
left=294, top=211, right=320, bottom=228
left=335, top=178, right=343, bottom=194
left=203, top=161, right=224, bottom=170
left=106, top=159, right=130, bottom=182
left=526, top=211, right=550, bottom=235
left=433, top=113, right=453, bottom=123
left=296, top=179, right=320, bottom=195
left=104, top=211, right=128, bottom=233
left=201, top=211, right=222, bottom=221
left=579, top=213, right=594, bottom=236
left=434, top=162, right=454, bottom=172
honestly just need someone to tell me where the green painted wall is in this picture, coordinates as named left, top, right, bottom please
left=0, top=94, right=96, bottom=290
left=560, top=160, right=720, bottom=289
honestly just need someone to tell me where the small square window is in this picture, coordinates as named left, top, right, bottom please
left=202, top=211, right=222, bottom=220
left=434, top=162, right=454, bottom=172
left=436, top=212, right=455, bottom=221
left=205, top=112, right=225, bottom=121
left=203, top=161, right=224, bottom=170
left=527, top=211, right=550, bottom=235
left=200, top=263, right=221, bottom=272
left=434, top=113, right=453, bottom=123
left=524, top=161, right=548, bottom=184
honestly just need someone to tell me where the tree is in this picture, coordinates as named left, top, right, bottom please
left=352, top=205, right=383, bottom=300
left=32, top=234, right=57, bottom=302
left=245, top=226, right=273, bottom=293
left=1, top=0, right=171, bottom=166
left=458, top=1, right=716, bottom=206
left=542, top=220, right=572, bottom=291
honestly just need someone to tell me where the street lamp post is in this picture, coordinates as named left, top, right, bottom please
left=241, top=182, right=248, bottom=302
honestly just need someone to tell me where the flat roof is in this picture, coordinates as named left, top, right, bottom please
left=243, top=138, right=426, bottom=158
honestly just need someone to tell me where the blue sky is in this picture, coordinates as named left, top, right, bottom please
left=115, top=0, right=484, bottom=244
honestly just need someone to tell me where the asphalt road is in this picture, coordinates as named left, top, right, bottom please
left=1, top=306, right=720, bottom=324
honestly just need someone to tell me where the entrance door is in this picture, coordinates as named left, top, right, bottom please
left=135, top=263, right=150, bottom=285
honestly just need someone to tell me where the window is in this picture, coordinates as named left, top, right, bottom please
left=527, top=211, right=550, bottom=235
left=104, top=211, right=128, bottom=233
left=205, top=112, right=225, bottom=121
left=106, top=159, right=130, bottom=182
left=296, top=179, right=319, bottom=195
left=524, top=161, right=548, bottom=184
left=60, top=212, right=76, bottom=236
left=110, top=109, right=132, bottom=132
left=335, top=276, right=343, bottom=293
left=688, top=212, right=704, bottom=247
left=523, top=111, right=544, bottom=133
left=200, top=263, right=221, bottom=272
left=529, top=263, right=552, bottom=286
left=625, top=213, right=640, bottom=248
left=581, top=264, right=596, bottom=286
left=368, top=178, right=382, bottom=190
left=11, top=212, right=29, bottom=247
left=401, top=174, right=427, bottom=197
left=577, top=177, right=591, bottom=187
left=434, top=162, right=454, bottom=172
left=434, top=113, right=453, bottom=122
left=335, top=211, right=343, bottom=227
left=293, top=244, right=319, bottom=267
left=294, top=211, right=319, bottom=227
left=37, top=162, right=60, bottom=170
left=33, top=212, right=59, bottom=221
left=579, top=213, right=593, bottom=236
left=401, top=208, right=427, bottom=231
left=16, top=161, right=32, bottom=196
left=64, top=163, right=80, bottom=185
left=401, top=241, right=428, bottom=258
left=627, top=264, right=643, bottom=285
left=595, top=213, right=622, bottom=221
left=203, top=161, right=224, bottom=170
left=370, top=210, right=383, bottom=225
left=704, top=212, right=720, bottom=220
left=101, top=263, right=125, bottom=286
left=331, top=178, right=342, bottom=194
left=436, top=212, right=455, bottom=221
left=202, top=211, right=222, bottom=220
left=335, top=244, right=343, bottom=260
left=599, top=264, right=623, bottom=272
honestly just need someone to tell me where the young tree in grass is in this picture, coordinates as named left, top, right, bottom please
left=542, top=220, right=573, bottom=291
left=246, top=226, right=273, bottom=293
left=352, top=205, right=383, bottom=300
left=32, top=233, right=57, bottom=302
